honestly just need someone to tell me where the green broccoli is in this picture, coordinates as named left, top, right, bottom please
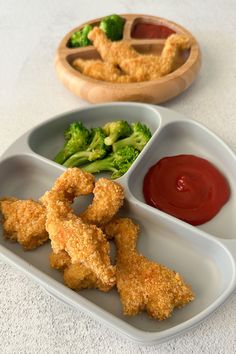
left=63, top=128, right=108, bottom=167
left=103, top=120, right=132, bottom=146
left=99, top=14, right=125, bottom=41
left=54, top=122, right=90, bottom=165
left=112, top=122, right=152, bottom=152
left=81, top=146, right=139, bottom=179
left=69, top=24, right=93, bottom=47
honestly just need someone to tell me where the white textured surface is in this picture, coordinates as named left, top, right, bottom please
left=1, top=0, right=236, bottom=352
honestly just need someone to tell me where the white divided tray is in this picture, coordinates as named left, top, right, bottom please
left=0, top=103, right=236, bottom=345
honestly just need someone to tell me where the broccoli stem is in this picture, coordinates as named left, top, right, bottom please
left=54, top=149, right=71, bottom=165
left=82, top=156, right=115, bottom=175
left=81, top=145, right=139, bottom=179
left=112, top=135, right=136, bottom=152
left=63, top=151, right=91, bottom=167
left=104, top=133, right=119, bottom=146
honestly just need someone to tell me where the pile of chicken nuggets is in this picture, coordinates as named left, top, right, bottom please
left=0, top=168, right=194, bottom=320
left=73, top=27, right=192, bottom=83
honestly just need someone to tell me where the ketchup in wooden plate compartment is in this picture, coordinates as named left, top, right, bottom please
left=143, top=155, right=230, bottom=226
left=131, top=22, right=176, bottom=39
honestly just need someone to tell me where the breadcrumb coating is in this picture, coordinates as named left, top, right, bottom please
left=73, top=59, right=135, bottom=83
left=50, top=250, right=113, bottom=292
left=49, top=250, right=71, bottom=270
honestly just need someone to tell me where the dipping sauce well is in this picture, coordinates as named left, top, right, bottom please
left=132, top=22, right=176, bottom=39
left=143, top=155, right=230, bottom=226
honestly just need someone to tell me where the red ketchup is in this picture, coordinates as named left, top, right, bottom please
left=132, top=23, right=176, bottom=39
left=143, top=155, right=230, bottom=226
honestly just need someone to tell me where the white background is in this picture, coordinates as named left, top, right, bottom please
left=0, top=0, right=236, bottom=353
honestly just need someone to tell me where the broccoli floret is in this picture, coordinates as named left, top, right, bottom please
left=99, top=14, right=125, bottom=41
left=103, top=120, right=132, bottom=146
left=63, top=128, right=108, bottom=167
left=69, top=24, right=93, bottom=47
left=112, top=122, right=152, bottom=152
left=82, top=146, right=139, bottom=179
left=54, top=122, right=90, bottom=164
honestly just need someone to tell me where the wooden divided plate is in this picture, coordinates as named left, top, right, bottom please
left=55, top=14, right=201, bottom=104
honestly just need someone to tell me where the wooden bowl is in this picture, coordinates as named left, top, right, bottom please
left=55, top=14, right=201, bottom=104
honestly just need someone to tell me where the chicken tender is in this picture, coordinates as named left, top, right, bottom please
left=50, top=250, right=113, bottom=291
left=41, top=168, right=116, bottom=287
left=0, top=197, right=48, bottom=250
left=73, top=58, right=134, bottom=83
left=81, top=178, right=124, bottom=226
left=104, top=218, right=194, bottom=320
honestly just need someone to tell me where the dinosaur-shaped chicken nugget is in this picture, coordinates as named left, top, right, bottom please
left=0, top=197, right=48, bottom=250
left=41, top=168, right=116, bottom=288
left=104, top=218, right=194, bottom=320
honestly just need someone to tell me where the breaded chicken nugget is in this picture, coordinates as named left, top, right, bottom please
left=81, top=178, right=124, bottom=226
left=41, top=168, right=116, bottom=287
left=41, top=168, right=95, bottom=252
left=104, top=218, right=194, bottom=320
left=0, top=198, right=48, bottom=250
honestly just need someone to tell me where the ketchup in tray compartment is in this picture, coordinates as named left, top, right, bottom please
left=132, top=22, right=176, bottom=39
left=143, top=155, right=230, bottom=226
